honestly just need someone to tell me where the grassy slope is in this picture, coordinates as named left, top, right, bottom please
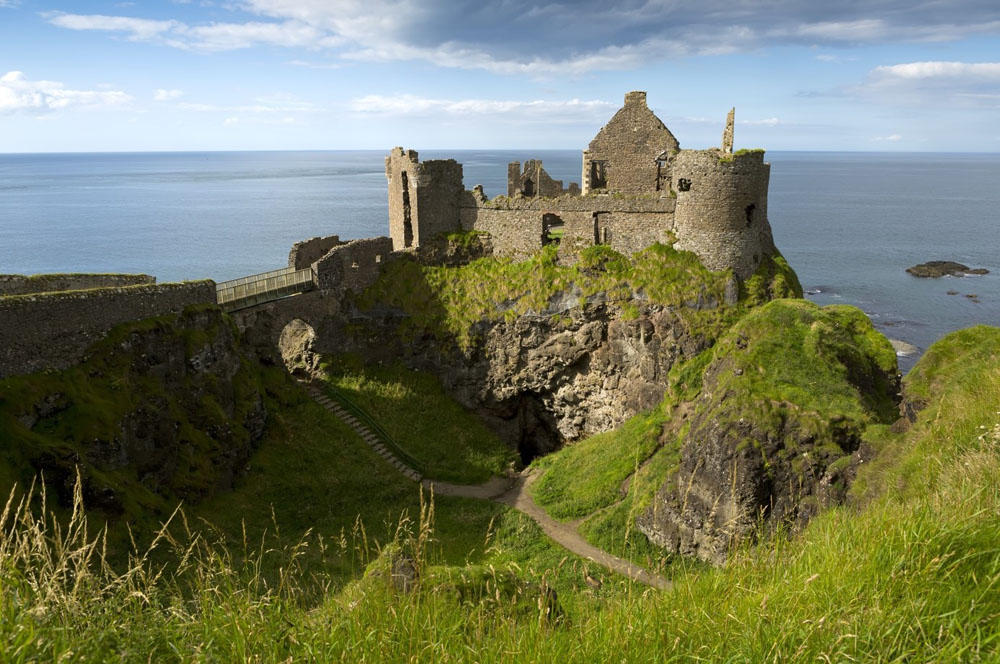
left=318, top=355, right=516, bottom=483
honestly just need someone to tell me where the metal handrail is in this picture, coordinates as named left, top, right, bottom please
left=216, top=267, right=314, bottom=311
left=324, top=384, right=427, bottom=476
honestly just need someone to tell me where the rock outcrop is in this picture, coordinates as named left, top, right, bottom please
left=636, top=300, right=900, bottom=564
left=1, top=307, right=268, bottom=516
left=906, top=261, right=989, bottom=278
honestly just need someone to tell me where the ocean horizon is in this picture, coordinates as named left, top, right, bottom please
left=2, top=149, right=998, bottom=370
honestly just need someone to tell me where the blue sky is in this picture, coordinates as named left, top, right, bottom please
left=1, top=0, right=999, bottom=152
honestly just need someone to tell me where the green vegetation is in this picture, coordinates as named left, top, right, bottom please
left=2, top=312, right=999, bottom=660
left=0, top=308, right=266, bottom=528
left=358, top=243, right=752, bottom=350
left=319, top=355, right=516, bottom=483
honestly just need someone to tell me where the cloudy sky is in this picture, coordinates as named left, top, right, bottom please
left=1, top=0, right=999, bottom=152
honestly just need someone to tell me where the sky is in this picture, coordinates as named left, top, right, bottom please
left=1, top=0, right=999, bottom=152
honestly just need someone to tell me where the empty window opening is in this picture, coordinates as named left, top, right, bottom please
left=351, top=261, right=359, bottom=269
left=744, top=204, right=756, bottom=227
left=593, top=212, right=610, bottom=245
left=656, top=158, right=670, bottom=191
left=590, top=161, right=608, bottom=190
left=375, top=254, right=382, bottom=263
left=522, top=178, right=535, bottom=197
left=677, top=178, right=691, bottom=192
left=542, top=213, right=564, bottom=246
left=401, top=171, right=413, bottom=248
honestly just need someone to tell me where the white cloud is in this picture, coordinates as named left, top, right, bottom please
left=853, top=61, right=1000, bottom=107
left=43, top=2, right=1000, bottom=77
left=351, top=94, right=614, bottom=122
left=740, top=117, right=780, bottom=126
left=46, top=13, right=179, bottom=41
left=153, top=88, right=183, bottom=101
left=0, top=71, right=131, bottom=114
left=874, top=134, right=903, bottom=142
left=0, top=0, right=20, bottom=7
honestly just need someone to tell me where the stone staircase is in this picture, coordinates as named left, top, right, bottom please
left=302, top=381, right=423, bottom=482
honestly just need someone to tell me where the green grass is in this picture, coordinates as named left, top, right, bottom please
left=319, top=355, right=516, bottom=483
left=357, top=243, right=751, bottom=350
left=530, top=407, right=667, bottom=519
left=2, top=325, right=999, bottom=661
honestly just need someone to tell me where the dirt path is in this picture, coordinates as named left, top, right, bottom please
left=426, top=472, right=671, bottom=590
left=305, top=380, right=670, bottom=590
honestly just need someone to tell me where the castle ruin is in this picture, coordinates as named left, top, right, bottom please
left=385, top=91, right=776, bottom=279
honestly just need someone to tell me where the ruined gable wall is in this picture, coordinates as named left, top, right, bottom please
left=313, top=237, right=394, bottom=295
left=0, top=274, right=156, bottom=296
left=672, top=150, right=775, bottom=280
left=288, top=235, right=342, bottom=270
left=584, top=91, right=679, bottom=195
left=0, top=281, right=216, bottom=378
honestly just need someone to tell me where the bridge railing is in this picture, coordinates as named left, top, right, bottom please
left=216, top=267, right=314, bottom=311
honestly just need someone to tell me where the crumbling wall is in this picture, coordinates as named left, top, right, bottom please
left=507, top=160, right=578, bottom=198
left=288, top=235, right=342, bottom=270
left=0, top=273, right=156, bottom=296
left=672, top=149, right=775, bottom=279
left=459, top=194, right=675, bottom=260
left=385, top=148, right=463, bottom=251
left=583, top=91, right=679, bottom=195
left=313, top=237, right=394, bottom=294
left=0, top=281, right=216, bottom=378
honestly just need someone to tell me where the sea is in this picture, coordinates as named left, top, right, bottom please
left=2, top=150, right=998, bottom=371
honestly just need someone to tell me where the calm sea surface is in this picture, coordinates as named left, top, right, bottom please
left=1, top=150, right=998, bottom=370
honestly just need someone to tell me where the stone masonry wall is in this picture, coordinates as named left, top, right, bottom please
left=412, top=158, right=464, bottom=245
left=0, top=273, right=156, bottom=296
left=288, top=235, right=342, bottom=270
left=385, top=148, right=463, bottom=251
left=583, top=91, right=679, bottom=195
left=459, top=193, right=675, bottom=260
left=0, top=281, right=216, bottom=378
left=313, top=237, right=394, bottom=294
left=507, top=160, right=577, bottom=198
left=672, top=149, right=775, bottom=280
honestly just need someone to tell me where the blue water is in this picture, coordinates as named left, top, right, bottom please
left=2, top=150, right=998, bottom=370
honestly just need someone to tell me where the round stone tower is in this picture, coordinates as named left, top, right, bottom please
left=671, top=149, right=776, bottom=280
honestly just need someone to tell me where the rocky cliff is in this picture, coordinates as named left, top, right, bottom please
left=0, top=306, right=269, bottom=517
left=344, top=243, right=800, bottom=463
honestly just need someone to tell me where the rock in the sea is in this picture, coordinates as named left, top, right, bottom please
left=906, top=261, right=989, bottom=278
left=889, top=338, right=918, bottom=356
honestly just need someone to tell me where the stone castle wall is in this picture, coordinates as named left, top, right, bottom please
left=0, top=273, right=156, bottom=296
left=672, top=150, right=775, bottom=279
left=288, top=235, right=342, bottom=270
left=0, top=281, right=216, bottom=378
left=313, top=237, right=395, bottom=294
left=459, top=194, right=676, bottom=260
left=386, top=148, right=463, bottom=251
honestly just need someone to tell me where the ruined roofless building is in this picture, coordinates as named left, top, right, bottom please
left=385, top=91, right=776, bottom=280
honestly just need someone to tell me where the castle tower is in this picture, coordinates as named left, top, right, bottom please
left=671, top=149, right=775, bottom=280
left=385, top=147, right=464, bottom=251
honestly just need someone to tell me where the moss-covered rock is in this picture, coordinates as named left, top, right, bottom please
left=0, top=306, right=275, bottom=522
left=638, top=299, right=899, bottom=563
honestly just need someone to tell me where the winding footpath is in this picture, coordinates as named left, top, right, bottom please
left=304, top=381, right=671, bottom=590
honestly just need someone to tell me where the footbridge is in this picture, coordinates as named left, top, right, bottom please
left=216, top=267, right=314, bottom=312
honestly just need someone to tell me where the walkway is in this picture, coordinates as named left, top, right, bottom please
left=304, top=380, right=671, bottom=590
left=216, top=266, right=314, bottom=312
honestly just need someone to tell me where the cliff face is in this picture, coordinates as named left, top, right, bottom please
left=636, top=301, right=899, bottom=563
left=343, top=244, right=800, bottom=463
left=0, top=307, right=268, bottom=517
